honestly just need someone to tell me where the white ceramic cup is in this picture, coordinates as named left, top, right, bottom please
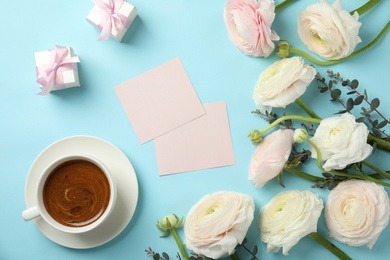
left=22, top=154, right=117, bottom=234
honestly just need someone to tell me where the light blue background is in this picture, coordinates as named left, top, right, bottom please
left=1, top=0, right=389, bottom=259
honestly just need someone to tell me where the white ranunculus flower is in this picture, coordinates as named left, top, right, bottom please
left=310, top=113, right=372, bottom=171
left=253, top=56, right=316, bottom=111
left=298, top=0, right=361, bottom=60
left=249, top=129, right=294, bottom=188
left=259, top=190, right=323, bottom=255
left=325, top=180, right=390, bottom=248
left=184, top=191, right=255, bottom=259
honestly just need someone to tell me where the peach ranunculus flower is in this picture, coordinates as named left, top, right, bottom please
left=249, top=129, right=294, bottom=188
left=309, top=113, right=372, bottom=171
left=325, top=180, right=390, bottom=248
left=259, top=190, right=324, bottom=255
left=297, top=0, right=361, bottom=60
left=184, top=191, right=255, bottom=259
left=224, top=0, right=279, bottom=58
left=253, top=56, right=316, bottom=111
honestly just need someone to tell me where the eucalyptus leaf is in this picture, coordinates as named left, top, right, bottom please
left=346, top=98, right=354, bottom=111
left=162, top=252, right=170, bottom=260
left=377, top=120, right=388, bottom=129
left=330, top=89, right=341, bottom=100
left=350, top=79, right=359, bottom=89
left=373, top=128, right=382, bottom=138
left=370, top=98, right=380, bottom=110
left=354, top=95, right=364, bottom=105
left=356, top=117, right=365, bottom=123
left=320, top=87, right=329, bottom=93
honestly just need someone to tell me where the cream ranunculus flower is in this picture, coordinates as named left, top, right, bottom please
left=259, top=190, right=324, bottom=255
left=224, top=0, right=279, bottom=58
left=253, top=56, right=316, bottom=111
left=310, top=113, right=372, bottom=171
left=297, top=0, right=362, bottom=60
left=249, top=129, right=294, bottom=188
left=325, top=180, right=390, bottom=248
left=184, top=191, right=255, bottom=259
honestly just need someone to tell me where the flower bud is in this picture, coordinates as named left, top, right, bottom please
left=294, top=128, right=308, bottom=143
left=156, top=214, right=183, bottom=236
left=276, top=40, right=290, bottom=58
left=248, top=130, right=262, bottom=144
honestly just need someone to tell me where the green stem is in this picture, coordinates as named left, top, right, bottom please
left=350, top=0, right=381, bottom=15
left=305, top=139, right=325, bottom=171
left=260, top=115, right=321, bottom=135
left=308, top=232, right=352, bottom=260
left=284, top=167, right=325, bottom=182
left=289, top=20, right=390, bottom=66
left=362, top=161, right=390, bottom=179
left=230, top=252, right=240, bottom=260
left=327, top=170, right=390, bottom=187
left=368, top=133, right=390, bottom=152
left=275, top=0, right=297, bottom=13
left=295, top=98, right=321, bottom=119
left=170, top=228, right=189, bottom=260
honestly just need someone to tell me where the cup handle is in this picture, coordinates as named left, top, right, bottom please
left=22, top=206, right=40, bottom=221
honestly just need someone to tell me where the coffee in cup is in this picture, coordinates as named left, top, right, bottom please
left=22, top=154, right=117, bottom=234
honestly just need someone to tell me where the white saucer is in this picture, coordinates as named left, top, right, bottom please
left=24, top=135, right=139, bottom=249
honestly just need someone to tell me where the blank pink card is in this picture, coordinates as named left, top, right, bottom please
left=154, top=102, right=235, bottom=175
left=114, top=57, right=205, bottom=144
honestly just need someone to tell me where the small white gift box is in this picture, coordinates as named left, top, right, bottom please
left=87, top=0, right=137, bottom=42
left=34, top=46, right=80, bottom=95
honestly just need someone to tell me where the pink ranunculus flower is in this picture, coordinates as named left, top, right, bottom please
left=249, top=129, right=294, bottom=188
left=224, top=0, right=280, bottom=58
left=325, top=180, right=390, bottom=248
left=298, top=0, right=361, bottom=60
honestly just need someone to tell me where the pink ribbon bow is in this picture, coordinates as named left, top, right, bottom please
left=93, top=0, right=125, bottom=40
left=36, top=46, right=80, bottom=95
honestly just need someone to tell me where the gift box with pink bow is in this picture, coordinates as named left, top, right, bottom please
left=87, top=0, right=137, bottom=42
left=34, top=45, right=80, bottom=96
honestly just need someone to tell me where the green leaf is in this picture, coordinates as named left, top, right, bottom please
left=356, top=117, right=365, bottom=123
left=346, top=91, right=355, bottom=95
left=284, top=119, right=292, bottom=128
left=334, top=110, right=348, bottom=115
left=320, top=87, right=328, bottom=93
left=346, top=98, right=354, bottom=111
left=154, top=253, right=160, bottom=260
left=377, top=120, right=388, bottom=129
left=162, top=252, right=170, bottom=260
left=252, top=245, right=258, bottom=255
left=330, top=89, right=341, bottom=100
left=372, top=119, right=378, bottom=127
left=354, top=95, right=364, bottom=105
left=364, top=89, right=368, bottom=99
left=328, top=80, right=333, bottom=89
left=328, top=179, right=336, bottom=190
left=242, top=237, right=248, bottom=246
left=370, top=98, right=380, bottom=110
left=373, top=128, right=382, bottom=138
left=322, top=172, right=333, bottom=178
left=350, top=79, right=359, bottom=89
left=342, top=80, right=349, bottom=86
